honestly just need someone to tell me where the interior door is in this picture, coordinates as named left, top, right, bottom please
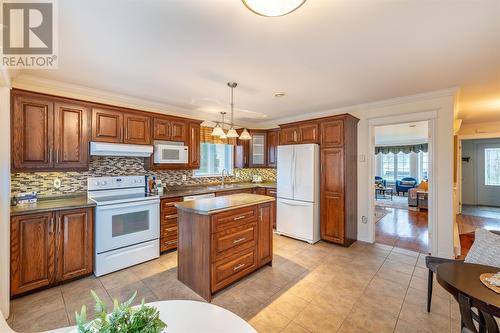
left=277, top=145, right=294, bottom=200
left=294, top=144, right=319, bottom=202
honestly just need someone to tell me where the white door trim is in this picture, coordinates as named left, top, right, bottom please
left=368, top=110, right=438, bottom=255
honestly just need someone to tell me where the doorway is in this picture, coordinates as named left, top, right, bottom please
left=372, top=121, right=430, bottom=253
left=458, top=138, right=500, bottom=256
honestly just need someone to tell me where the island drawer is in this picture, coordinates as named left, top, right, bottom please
left=211, top=249, right=256, bottom=292
left=212, top=206, right=257, bottom=233
left=212, top=223, right=257, bottom=261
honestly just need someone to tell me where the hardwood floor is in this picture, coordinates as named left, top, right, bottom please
left=375, top=207, right=429, bottom=254
left=456, top=213, right=500, bottom=258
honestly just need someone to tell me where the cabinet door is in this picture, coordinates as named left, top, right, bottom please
left=258, top=203, right=273, bottom=265
left=54, top=102, right=90, bottom=169
left=188, top=122, right=201, bottom=168
left=234, top=138, right=249, bottom=168
left=266, top=130, right=279, bottom=168
left=265, top=188, right=277, bottom=229
left=299, top=123, right=319, bottom=144
left=124, top=113, right=151, bottom=144
left=249, top=132, right=267, bottom=167
left=320, top=120, right=343, bottom=147
left=153, top=117, right=171, bottom=140
left=56, top=209, right=93, bottom=282
left=170, top=119, right=187, bottom=142
left=12, top=94, right=54, bottom=170
left=320, top=193, right=345, bottom=243
left=92, top=108, right=123, bottom=143
left=279, top=126, right=299, bottom=145
left=10, top=213, right=56, bottom=296
left=321, top=148, right=344, bottom=193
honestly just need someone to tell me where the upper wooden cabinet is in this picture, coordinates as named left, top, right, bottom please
left=54, top=102, right=90, bottom=169
left=153, top=116, right=187, bottom=142
left=188, top=121, right=201, bottom=168
left=12, top=91, right=90, bottom=172
left=91, top=107, right=123, bottom=143
left=249, top=131, right=267, bottom=168
left=298, top=122, right=319, bottom=144
left=10, top=208, right=94, bottom=296
left=266, top=129, right=279, bottom=168
left=280, top=126, right=299, bottom=145
left=320, top=119, right=343, bottom=147
left=124, top=113, right=151, bottom=145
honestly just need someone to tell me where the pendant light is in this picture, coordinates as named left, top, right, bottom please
left=219, top=112, right=227, bottom=139
left=242, top=0, right=306, bottom=17
left=211, top=122, right=224, bottom=136
left=226, top=82, right=239, bottom=138
left=239, top=128, right=252, bottom=140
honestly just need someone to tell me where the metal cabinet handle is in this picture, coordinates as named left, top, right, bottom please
left=233, top=263, right=246, bottom=271
left=233, top=215, right=246, bottom=221
left=57, top=217, right=61, bottom=234
left=166, top=214, right=178, bottom=220
left=49, top=148, right=53, bottom=164
left=49, top=218, right=54, bottom=234
left=232, top=237, right=246, bottom=244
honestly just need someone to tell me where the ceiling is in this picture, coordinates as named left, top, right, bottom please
left=13, top=0, right=500, bottom=126
left=375, top=121, right=428, bottom=146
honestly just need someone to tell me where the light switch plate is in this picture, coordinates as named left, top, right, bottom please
left=182, top=174, right=187, bottom=181
left=359, top=154, right=366, bottom=162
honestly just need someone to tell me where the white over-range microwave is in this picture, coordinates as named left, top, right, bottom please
left=154, top=143, right=189, bottom=164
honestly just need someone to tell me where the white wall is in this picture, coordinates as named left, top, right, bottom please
left=461, top=139, right=500, bottom=206
left=0, top=87, right=10, bottom=318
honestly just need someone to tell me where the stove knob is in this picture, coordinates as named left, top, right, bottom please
left=102, top=181, right=107, bottom=186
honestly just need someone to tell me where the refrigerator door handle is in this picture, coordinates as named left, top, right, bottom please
left=279, top=199, right=311, bottom=207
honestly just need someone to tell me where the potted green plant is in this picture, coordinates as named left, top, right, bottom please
left=75, top=290, right=167, bottom=333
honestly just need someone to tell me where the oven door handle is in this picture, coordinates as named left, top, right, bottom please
left=95, top=199, right=160, bottom=211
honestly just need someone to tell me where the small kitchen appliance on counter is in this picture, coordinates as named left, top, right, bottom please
left=88, top=176, right=160, bottom=276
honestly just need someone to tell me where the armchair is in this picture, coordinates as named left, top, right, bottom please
left=395, top=177, right=417, bottom=196
left=375, top=176, right=386, bottom=187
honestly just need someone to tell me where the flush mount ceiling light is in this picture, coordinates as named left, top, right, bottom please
left=274, top=92, right=286, bottom=97
left=242, top=0, right=306, bottom=17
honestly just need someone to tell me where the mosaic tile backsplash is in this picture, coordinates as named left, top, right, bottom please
left=11, top=157, right=277, bottom=198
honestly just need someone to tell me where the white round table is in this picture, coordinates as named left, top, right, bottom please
left=44, top=300, right=255, bottom=333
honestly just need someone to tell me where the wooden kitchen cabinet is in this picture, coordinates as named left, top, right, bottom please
left=124, top=113, right=151, bottom=144
left=10, top=213, right=56, bottom=296
left=320, top=119, right=343, bottom=147
left=234, top=132, right=250, bottom=168
left=257, top=202, right=273, bottom=265
left=249, top=131, right=267, bottom=167
left=10, top=208, right=94, bottom=297
left=279, top=126, right=299, bottom=145
left=265, top=188, right=277, bottom=229
left=252, top=188, right=266, bottom=195
left=153, top=117, right=187, bottom=142
left=298, top=122, right=319, bottom=144
left=266, top=129, right=279, bottom=168
left=188, top=121, right=201, bottom=168
left=56, top=208, right=93, bottom=282
left=11, top=91, right=90, bottom=172
left=160, top=197, right=183, bottom=252
left=215, top=188, right=253, bottom=197
left=54, top=102, right=90, bottom=169
left=91, top=107, right=123, bottom=143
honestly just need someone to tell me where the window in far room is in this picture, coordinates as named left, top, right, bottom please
left=485, top=148, right=500, bottom=186
left=381, top=153, right=395, bottom=181
left=396, top=152, right=410, bottom=178
left=193, top=143, right=234, bottom=177
left=420, top=151, right=429, bottom=180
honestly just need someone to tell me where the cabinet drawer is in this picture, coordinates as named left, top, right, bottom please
left=161, top=197, right=181, bottom=215
left=161, top=214, right=177, bottom=226
left=212, top=223, right=257, bottom=261
left=211, top=249, right=256, bottom=292
left=265, top=188, right=277, bottom=197
left=212, top=206, right=257, bottom=233
left=160, top=238, right=177, bottom=252
left=161, top=224, right=178, bottom=239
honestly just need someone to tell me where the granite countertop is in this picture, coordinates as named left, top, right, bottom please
left=160, top=182, right=276, bottom=199
left=10, top=195, right=96, bottom=216
left=175, top=193, right=275, bottom=215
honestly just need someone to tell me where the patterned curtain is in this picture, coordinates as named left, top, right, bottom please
left=200, top=126, right=237, bottom=145
left=375, top=144, right=428, bottom=155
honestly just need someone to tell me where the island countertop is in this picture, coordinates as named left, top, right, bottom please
left=175, top=193, right=275, bottom=215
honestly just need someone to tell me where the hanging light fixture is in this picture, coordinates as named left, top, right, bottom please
left=219, top=112, right=227, bottom=139
left=226, top=82, right=239, bottom=138
left=239, top=128, right=252, bottom=140
left=211, top=122, right=224, bottom=136
left=242, top=0, right=306, bottom=17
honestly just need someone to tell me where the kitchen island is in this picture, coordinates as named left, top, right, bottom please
left=175, top=193, right=275, bottom=301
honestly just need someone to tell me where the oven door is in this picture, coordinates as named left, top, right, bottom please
left=95, top=199, right=160, bottom=254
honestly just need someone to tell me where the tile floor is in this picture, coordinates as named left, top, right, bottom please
left=7, top=234, right=461, bottom=333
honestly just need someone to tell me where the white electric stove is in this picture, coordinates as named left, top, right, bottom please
left=88, top=176, right=160, bottom=277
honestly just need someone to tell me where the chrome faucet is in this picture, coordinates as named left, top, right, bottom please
left=221, top=169, right=227, bottom=187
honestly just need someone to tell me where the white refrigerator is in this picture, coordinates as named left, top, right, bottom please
left=276, top=144, right=320, bottom=244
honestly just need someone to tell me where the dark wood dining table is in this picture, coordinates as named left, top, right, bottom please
left=437, top=262, right=499, bottom=333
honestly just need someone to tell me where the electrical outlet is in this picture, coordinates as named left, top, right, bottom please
left=54, top=178, right=61, bottom=188
left=235, top=172, right=240, bottom=178
left=182, top=174, right=187, bottom=181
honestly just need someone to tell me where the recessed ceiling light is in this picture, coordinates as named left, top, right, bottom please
left=242, top=0, right=306, bottom=17
left=409, top=124, right=417, bottom=128
left=274, top=92, right=286, bottom=97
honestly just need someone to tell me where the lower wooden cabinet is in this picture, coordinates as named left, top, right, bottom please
left=160, top=197, right=183, bottom=252
left=10, top=208, right=93, bottom=297
left=265, top=188, right=277, bottom=229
